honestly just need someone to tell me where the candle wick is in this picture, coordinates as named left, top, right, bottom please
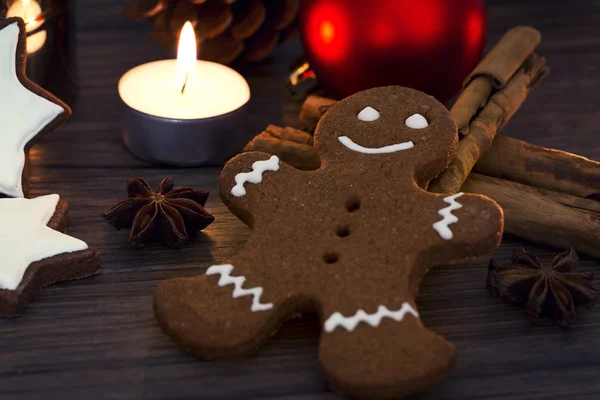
left=181, top=73, right=189, bottom=95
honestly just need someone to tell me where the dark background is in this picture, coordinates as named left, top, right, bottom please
left=1, top=0, right=600, bottom=399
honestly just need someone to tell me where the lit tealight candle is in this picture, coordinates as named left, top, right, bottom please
left=6, top=0, right=47, bottom=54
left=118, top=22, right=251, bottom=166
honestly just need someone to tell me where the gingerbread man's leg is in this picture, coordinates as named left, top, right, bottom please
left=313, top=192, right=501, bottom=398
left=154, top=241, right=302, bottom=359
left=317, top=296, right=455, bottom=399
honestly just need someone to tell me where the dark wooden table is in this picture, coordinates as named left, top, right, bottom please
left=2, top=0, right=600, bottom=399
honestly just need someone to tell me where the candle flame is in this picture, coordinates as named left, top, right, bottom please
left=177, top=21, right=197, bottom=77
left=22, top=0, right=33, bottom=25
left=18, top=0, right=39, bottom=27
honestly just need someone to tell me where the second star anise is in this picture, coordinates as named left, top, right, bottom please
left=102, top=177, right=214, bottom=248
left=487, top=246, right=596, bottom=328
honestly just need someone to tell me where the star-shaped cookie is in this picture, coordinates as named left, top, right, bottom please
left=0, top=195, right=100, bottom=317
left=0, top=18, right=71, bottom=198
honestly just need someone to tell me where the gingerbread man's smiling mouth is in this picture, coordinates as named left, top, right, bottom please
left=338, top=136, right=415, bottom=154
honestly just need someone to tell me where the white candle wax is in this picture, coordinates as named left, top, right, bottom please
left=118, top=60, right=251, bottom=120
left=6, top=0, right=47, bottom=54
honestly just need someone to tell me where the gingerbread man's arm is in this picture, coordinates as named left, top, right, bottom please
left=421, top=191, right=504, bottom=265
left=219, top=152, right=299, bottom=227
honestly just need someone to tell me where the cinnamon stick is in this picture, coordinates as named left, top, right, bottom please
left=243, top=125, right=320, bottom=170
left=449, top=76, right=493, bottom=135
left=467, top=173, right=600, bottom=214
left=453, top=26, right=542, bottom=134
left=474, top=135, right=600, bottom=199
left=299, top=95, right=337, bottom=132
left=462, top=174, right=600, bottom=258
left=428, top=53, right=548, bottom=193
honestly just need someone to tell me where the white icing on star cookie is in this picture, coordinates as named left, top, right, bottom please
left=324, top=303, right=419, bottom=333
left=0, top=22, right=66, bottom=198
left=231, top=155, right=280, bottom=197
left=0, top=195, right=89, bottom=290
left=405, top=113, right=428, bottom=129
left=433, top=193, right=464, bottom=240
left=357, top=106, right=380, bottom=122
left=206, top=264, right=273, bottom=312
left=338, top=136, right=414, bottom=154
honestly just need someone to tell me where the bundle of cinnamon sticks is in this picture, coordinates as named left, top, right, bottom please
left=244, top=27, right=600, bottom=257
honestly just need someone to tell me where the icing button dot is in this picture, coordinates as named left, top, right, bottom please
left=345, top=197, right=361, bottom=212
left=336, top=225, right=350, bottom=238
left=357, top=107, right=380, bottom=122
left=405, top=113, right=428, bottom=129
left=323, top=253, right=339, bottom=264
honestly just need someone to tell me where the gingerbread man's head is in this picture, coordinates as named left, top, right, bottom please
left=314, top=86, right=458, bottom=186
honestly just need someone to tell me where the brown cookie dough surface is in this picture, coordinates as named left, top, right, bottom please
left=155, top=86, right=504, bottom=399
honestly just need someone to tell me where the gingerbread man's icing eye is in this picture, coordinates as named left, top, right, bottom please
left=405, top=113, right=428, bottom=129
left=357, top=107, right=380, bottom=122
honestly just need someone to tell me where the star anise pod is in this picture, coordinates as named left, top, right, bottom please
left=487, top=246, right=596, bottom=327
left=102, top=177, right=214, bottom=248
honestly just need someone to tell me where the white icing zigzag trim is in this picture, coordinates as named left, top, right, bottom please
left=324, top=303, right=419, bottom=333
left=231, top=155, right=280, bottom=197
left=432, top=192, right=464, bottom=240
left=206, top=264, right=273, bottom=312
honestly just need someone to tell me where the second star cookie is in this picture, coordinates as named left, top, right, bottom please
left=0, top=195, right=100, bottom=317
left=155, top=86, right=505, bottom=399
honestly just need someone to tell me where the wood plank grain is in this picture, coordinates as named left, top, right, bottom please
left=0, top=0, right=599, bottom=399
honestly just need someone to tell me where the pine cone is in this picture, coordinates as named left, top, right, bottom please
left=124, top=0, right=299, bottom=64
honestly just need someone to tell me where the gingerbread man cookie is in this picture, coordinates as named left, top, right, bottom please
left=155, top=86, right=504, bottom=399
